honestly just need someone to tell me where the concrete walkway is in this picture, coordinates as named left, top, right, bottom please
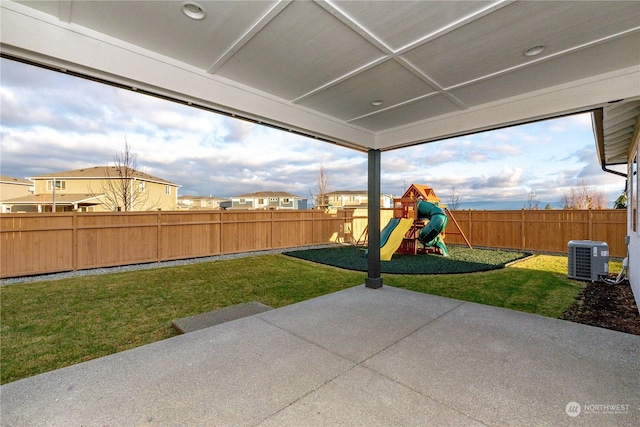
left=2, top=285, right=639, bottom=426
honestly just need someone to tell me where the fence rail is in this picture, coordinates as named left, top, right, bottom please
left=1, top=209, right=628, bottom=278
left=1, top=210, right=352, bottom=278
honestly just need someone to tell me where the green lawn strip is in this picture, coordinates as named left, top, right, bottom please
left=0, top=255, right=365, bottom=384
left=284, top=245, right=530, bottom=274
left=384, top=255, right=585, bottom=318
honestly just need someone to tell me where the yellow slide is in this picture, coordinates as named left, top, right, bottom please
left=379, top=218, right=414, bottom=261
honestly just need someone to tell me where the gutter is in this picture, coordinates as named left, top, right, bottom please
left=592, top=108, right=628, bottom=178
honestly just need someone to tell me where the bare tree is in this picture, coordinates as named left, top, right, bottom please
left=93, top=141, right=158, bottom=211
left=562, top=180, right=607, bottom=209
left=447, top=187, right=463, bottom=210
left=525, top=189, right=540, bottom=210
left=311, top=162, right=331, bottom=210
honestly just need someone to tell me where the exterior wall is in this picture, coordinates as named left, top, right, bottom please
left=232, top=198, right=255, bottom=209
left=627, top=142, right=639, bottom=312
left=0, top=181, right=32, bottom=200
left=326, top=193, right=392, bottom=208
left=268, top=198, right=280, bottom=208
left=280, top=198, right=294, bottom=209
left=231, top=196, right=306, bottom=210
left=0, top=181, right=32, bottom=212
left=177, top=197, right=225, bottom=209
left=31, top=177, right=177, bottom=211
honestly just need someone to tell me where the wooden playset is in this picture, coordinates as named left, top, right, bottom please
left=357, top=184, right=470, bottom=257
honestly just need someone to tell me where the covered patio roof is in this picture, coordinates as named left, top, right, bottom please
left=1, top=0, right=639, bottom=152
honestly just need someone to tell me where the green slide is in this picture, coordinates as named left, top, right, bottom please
left=417, top=200, right=449, bottom=256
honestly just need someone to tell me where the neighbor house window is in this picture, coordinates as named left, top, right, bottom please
left=47, top=180, right=66, bottom=191
left=258, top=198, right=264, bottom=204
left=269, top=197, right=278, bottom=202
left=165, top=185, right=171, bottom=195
left=139, top=181, right=146, bottom=191
left=240, top=198, right=246, bottom=204
left=282, top=198, right=290, bottom=203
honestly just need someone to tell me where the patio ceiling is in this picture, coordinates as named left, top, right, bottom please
left=1, top=0, right=640, bottom=152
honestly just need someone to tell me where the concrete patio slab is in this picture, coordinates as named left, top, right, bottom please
left=363, top=299, right=640, bottom=426
left=258, top=365, right=485, bottom=427
left=1, top=285, right=639, bottom=426
left=0, top=316, right=354, bottom=426
left=258, top=285, right=464, bottom=363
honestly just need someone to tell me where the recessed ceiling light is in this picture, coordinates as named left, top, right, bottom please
left=182, top=2, right=206, bottom=20
left=371, top=100, right=383, bottom=106
left=523, top=45, right=545, bottom=57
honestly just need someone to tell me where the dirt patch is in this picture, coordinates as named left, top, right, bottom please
left=562, top=279, right=640, bottom=336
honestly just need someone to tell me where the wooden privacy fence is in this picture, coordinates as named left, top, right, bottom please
left=443, top=209, right=628, bottom=258
left=0, top=210, right=353, bottom=278
left=1, top=209, right=628, bottom=278
left=350, top=209, right=628, bottom=258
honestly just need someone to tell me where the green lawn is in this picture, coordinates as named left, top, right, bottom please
left=1, top=251, right=597, bottom=384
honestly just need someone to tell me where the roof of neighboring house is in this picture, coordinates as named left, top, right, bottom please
left=28, top=166, right=180, bottom=187
left=233, top=191, right=304, bottom=199
left=0, top=175, right=31, bottom=185
left=2, top=193, right=103, bottom=205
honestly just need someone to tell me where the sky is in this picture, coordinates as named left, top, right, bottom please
left=0, top=57, right=627, bottom=209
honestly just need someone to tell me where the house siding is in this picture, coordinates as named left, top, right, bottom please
left=4, top=167, right=179, bottom=212
left=627, top=142, right=639, bottom=311
left=230, top=193, right=307, bottom=210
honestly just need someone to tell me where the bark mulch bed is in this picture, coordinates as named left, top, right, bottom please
left=562, top=279, right=640, bottom=336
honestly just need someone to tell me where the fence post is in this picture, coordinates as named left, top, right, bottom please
left=157, top=211, right=162, bottom=262
left=220, top=211, right=224, bottom=255
left=73, top=211, right=78, bottom=271
left=521, top=209, right=526, bottom=250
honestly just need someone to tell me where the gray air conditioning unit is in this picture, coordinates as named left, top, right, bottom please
left=568, top=240, right=609, bottom=282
